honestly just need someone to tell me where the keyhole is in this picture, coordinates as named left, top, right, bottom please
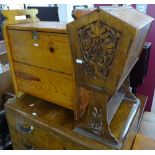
left=49, top=47, right=55, bottom=53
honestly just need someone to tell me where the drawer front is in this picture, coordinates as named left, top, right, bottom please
left=8, top=30, right=73, bottom=74
left=14, top=62, right=74, bottom=110
left=6, top=112, right=87, bottom=150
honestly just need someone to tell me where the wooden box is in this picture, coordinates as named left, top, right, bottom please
left=3, top=10, right=74, bottom=111
left=2, top=8, right=153, bottom=118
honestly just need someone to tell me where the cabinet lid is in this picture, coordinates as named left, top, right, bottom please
left=72, top=7, right=154, bottom=29
left=7, top=21, right=67, bottom=33
left=67, top=8, right=154, bottom=94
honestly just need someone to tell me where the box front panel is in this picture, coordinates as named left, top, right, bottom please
left=8, top=30, right=73, bottom=74
left=14, top=62, right=74, bottom=110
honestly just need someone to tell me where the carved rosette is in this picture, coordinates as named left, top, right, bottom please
left=78, top=21, right=120, bottom=79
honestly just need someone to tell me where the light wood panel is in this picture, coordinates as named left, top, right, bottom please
left=7, top=21, right=67, bottom=33
left=14, top=62, right=74, bottom=110
left=8, top=30, right=73, bottom=74
left=2, top=9, right=39, bottom=25
left=132, top=134, right=155, bottom=150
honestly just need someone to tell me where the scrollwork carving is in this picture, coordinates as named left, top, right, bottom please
left=87, top=106, right=103, bottom=136
left=78, top=21, right=120, bottom=79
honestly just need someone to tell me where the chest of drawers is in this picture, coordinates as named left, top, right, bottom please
left=5, top=94, right=147, bottom=150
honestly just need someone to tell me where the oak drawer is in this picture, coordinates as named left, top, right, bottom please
left=6, top=110, right=87, bottom=150
left=14, top=62, right=74, bottom=110
left=8, top=30, right=72, bottom=74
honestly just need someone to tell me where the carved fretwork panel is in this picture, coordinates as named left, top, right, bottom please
left=67, top=8, right=153, bottom=149
left=78, top=20, right=120, bottom=79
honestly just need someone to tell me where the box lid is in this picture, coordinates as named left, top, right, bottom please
left=67, top=7, right=154, bottom=94
left=7, top=21, right=68, bottom=33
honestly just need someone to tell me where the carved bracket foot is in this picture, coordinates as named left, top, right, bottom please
left=73, top=87, right=141, bottom=149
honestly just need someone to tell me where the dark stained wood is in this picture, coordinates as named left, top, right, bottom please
left=15, top=70, right=41, bottom=82
left=5, top=94, right=147, bottom=150
left=136, top=94, right=148, bottom=130
left=132, top=134, right=155, bottom=150
left=67, top=8, right=153, bottom=147
left=5, top=95, right=110, bottom=150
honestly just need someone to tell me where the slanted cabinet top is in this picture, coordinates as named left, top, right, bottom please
left=67, top=7, right=154, bottom=94
left=102, top=7, right=153, bottom=29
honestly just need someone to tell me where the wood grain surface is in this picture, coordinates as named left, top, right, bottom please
left=8, top=30, right=72, bottom=74
left=14, top=62, right=74, bottom=110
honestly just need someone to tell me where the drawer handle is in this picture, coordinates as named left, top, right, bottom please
left=18, top=123, right=33, bottom=134
left=49, top=47, right=55, bottom=53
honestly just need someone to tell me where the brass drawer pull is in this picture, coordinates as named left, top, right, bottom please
left=49, top=47, right=55, bottom=53
left=18, top=122, right=33, bottom=134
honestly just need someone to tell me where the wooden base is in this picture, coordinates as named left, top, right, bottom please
left=5, top=94, right=147, bottom=150
left=132, top=111, right=155, bottom=150
left=74, top=96, right=140, bottom=149
left=132, top=134, right=155, bottom=150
